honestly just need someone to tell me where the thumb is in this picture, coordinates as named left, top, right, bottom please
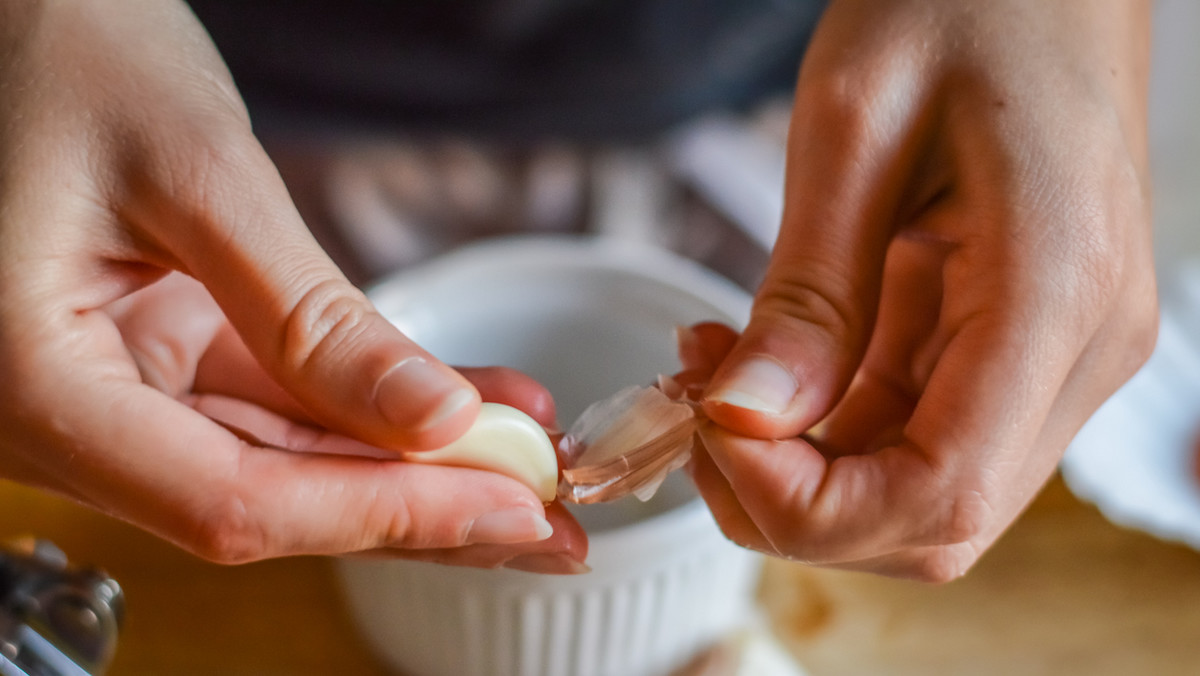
left=138, top=128, right=478, bottom=451
left=702, top=74, right=921, bottom=439
left=703, top=237, right=884, bottom=440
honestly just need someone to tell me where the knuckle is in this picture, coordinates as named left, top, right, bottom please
left=124, top=337, right=189, bottom=395
left=146, top=119, right=277, bottom=227
left=1026, top=161, right=1156, bottom=391
left=932, top=488, right=992, bottom=546
left=772, top=459, right=868, bottom=563
left=193, top=123, right=258, bottom=175
left=1123, top=306, right=1159, bottom=374
left=280, top=279, right=374, bottom=377
left=1103, top=289, right=1159, bottom=385
left=169, top=123, right=261, bottom=202
left=1070, top=248, right=1158, bottom=387
left=367, top=482, right=418, bottom=548
left=1034, top=201, right=1126, bottom=315
left=756, top=270, right=864, bottom=345
left=910, top=546, right=978, bottom=584
left=355, top=468, right=453, bottom=550
left=794, top=69, right=875, bottom=146
left=1076, top=239, right=1125, bottom=306
left=134, top=121, right=269, bottom=241
left=184, top=493, right=267, bottom=565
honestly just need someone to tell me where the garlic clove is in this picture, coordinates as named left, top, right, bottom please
left=405, top=403, right=558, bottom=502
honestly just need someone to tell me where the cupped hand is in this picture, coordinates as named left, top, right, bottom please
left=0, top=0, right=585, bottom=572
left=692, top=0, right=1156, bottom=581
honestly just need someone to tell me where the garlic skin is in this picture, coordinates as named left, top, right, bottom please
left=558, top=383, right=699, bottom=504
left=405, top=403, right=558, bottom=502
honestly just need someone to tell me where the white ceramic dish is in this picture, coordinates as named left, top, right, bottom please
left=337, top=235, right=763, bottom=676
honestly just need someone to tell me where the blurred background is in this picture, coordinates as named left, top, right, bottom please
left=3, top=1, right=1200, bottom=674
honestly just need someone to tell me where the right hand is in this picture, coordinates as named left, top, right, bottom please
left=0, top=0, right=585, bottom=573
left=685, top=0, right=1155, bottom=581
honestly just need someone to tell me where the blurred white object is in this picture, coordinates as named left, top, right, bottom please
left=677, top=621, right=809, bottom=676
left=666, top=115, right=786, bottom=252
left=338, top=236, right=765, bottom=676
left=592, top=149, right=677, bottom=247
left=1061, top=263, right=1200, bottom=550
left=730, top=630, right=807, bottom=676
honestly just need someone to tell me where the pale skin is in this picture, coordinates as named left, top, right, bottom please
left=0, top=0, right=585, bottom=573
left=693, top=0, right=1157, bottom=581
left=1, top=0, right=1157, bottom=580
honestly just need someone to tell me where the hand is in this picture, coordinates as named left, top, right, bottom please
left=690, top=0, right=1156, bottom=580
left=0, top=0, right=585, bottom=572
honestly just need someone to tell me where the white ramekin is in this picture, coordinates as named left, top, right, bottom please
left=336, top=235, right=763, bottom=676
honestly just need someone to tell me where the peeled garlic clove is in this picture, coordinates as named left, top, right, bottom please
left=405, top=403, right=558, bottom=502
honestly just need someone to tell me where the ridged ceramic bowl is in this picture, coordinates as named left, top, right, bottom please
left=336, top=236, right=763, bottom=676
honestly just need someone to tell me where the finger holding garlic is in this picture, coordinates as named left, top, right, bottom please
left=405, top=403, right=560, bottom=503
left=186, top=358, right=587, bottom=572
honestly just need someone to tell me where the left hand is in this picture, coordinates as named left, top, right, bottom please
left=0, top=0, right=584, bottom=573
left=105, top=273, right=587, bottom=573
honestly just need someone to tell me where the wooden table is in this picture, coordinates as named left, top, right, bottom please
left=2, top=474, right=1199, bottom=675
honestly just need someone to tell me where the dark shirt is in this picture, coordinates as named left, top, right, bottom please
left=187, top=0, right=826, bottom=140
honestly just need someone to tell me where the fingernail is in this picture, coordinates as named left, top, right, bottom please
left=706, top=355, right=798, bottom=414
left=504, top=553, right=592, bottom=575
left=467, top=508, right=554, bottom=545
left=375, top=356, right=475, bottom=430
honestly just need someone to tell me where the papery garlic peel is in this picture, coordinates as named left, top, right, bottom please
left=558, top=383, right=699, bottom=504
left=405, top=403, right=558, bottom=502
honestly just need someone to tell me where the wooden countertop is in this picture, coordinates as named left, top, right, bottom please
left=2, top=474, right=1199, bottom=675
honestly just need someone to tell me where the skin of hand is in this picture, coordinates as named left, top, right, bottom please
left=0, top=0, right=586, bottom=573
left=690, top=0, right=1157, bottom=581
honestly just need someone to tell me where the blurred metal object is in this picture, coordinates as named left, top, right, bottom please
left=0, top=540, right=123, bottom=676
